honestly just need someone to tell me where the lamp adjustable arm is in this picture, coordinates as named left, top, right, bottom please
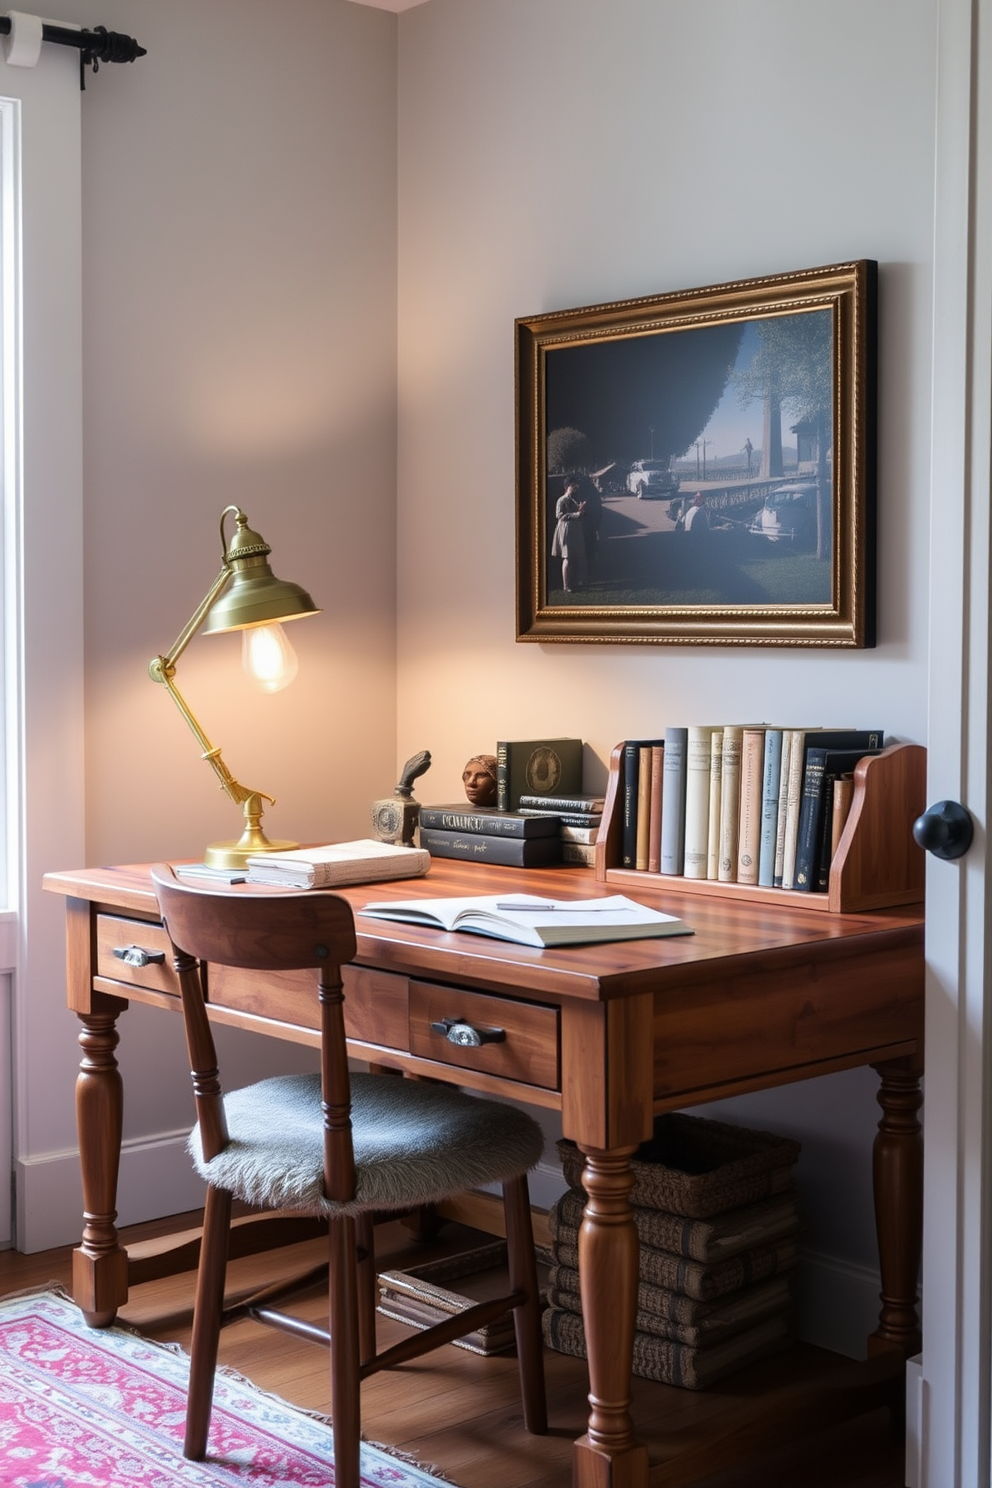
left=148, top=653, right=274, bottom=815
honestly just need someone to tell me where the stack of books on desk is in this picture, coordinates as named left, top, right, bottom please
left=518, top=793, right=604, bottom=867
left=543, top=1113, right=801, bottom=1390
left=619, top=726, right=884, bottom=890
left=417, top=806, right=562, bottom=868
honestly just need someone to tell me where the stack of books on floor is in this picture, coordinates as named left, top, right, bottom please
left=542, top=1113, right=802, bottom=1390
left=620, top=725, right=885, bottom=891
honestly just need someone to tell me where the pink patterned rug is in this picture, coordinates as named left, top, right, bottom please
left=0, top=1288, right=450, bottom=1487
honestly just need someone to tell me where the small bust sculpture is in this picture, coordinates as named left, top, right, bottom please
left=462, top=754, right=498, bottom=807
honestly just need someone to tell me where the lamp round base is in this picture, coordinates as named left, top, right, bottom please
left=204, top=838, right=298, bottom=871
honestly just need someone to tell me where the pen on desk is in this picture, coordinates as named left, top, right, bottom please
left=494, top=902, right=634, bottom=912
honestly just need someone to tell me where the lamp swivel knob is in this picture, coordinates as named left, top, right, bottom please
left=912, top=800, right=974, bottom=860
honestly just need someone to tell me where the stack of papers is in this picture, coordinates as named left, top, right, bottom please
left=246, top=839, right=431, bottom=890
left=358, top=893, right=692, bottom=948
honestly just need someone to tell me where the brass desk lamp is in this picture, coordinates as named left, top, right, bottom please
left=148, top=505, right=320, bottom=869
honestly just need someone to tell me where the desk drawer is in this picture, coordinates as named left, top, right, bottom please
left=95, top=915, right=179, bottom=998
left=409, top=981, right=559, bottom=1090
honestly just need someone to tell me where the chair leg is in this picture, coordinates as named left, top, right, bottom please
left=329, top=1213, right=362, bottom=1488
left=185, top=1184, right=232, bottom=1459
left=356, top=1210, right=377, bottom=1366
left=502, top=1173, right=548, bottom=1434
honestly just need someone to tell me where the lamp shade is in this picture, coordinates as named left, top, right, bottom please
left=201, top=513, right=320, bottom=634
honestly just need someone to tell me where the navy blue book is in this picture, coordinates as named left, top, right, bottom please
left=419, top=827, right=562, bottom=868
left=418, top=805, right=560, bottom=839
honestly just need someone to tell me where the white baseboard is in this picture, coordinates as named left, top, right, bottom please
left=15, top=1129, right=205, bottom=1253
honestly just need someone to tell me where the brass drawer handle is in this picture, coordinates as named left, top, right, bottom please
left=430, top=1018, right=506, bottom=1048
left=112, top=944, right=166, bottom=969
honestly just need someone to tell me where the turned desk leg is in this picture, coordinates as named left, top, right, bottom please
left=868, top=1057, right=923, bottom=1357
left=73, top=1007, right=129, bottom=1326
left=574, top=1146, right=650, bottom=1488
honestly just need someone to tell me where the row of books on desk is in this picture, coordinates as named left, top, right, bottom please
left=621, top=726, right=885, bottom=892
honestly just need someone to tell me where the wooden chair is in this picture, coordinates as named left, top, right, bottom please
left=151, top=864, right=547, bottom=1488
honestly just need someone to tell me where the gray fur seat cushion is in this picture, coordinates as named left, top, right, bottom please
left=188, top=1072, right=544, bottom=1217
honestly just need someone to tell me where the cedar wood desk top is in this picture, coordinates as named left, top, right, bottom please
left=43, top=857, right=924, bottom=1004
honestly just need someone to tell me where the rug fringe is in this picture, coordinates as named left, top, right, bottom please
left=3, top=1288, right=458, bottom=1483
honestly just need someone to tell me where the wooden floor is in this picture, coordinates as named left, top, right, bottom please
left=0, top=1210, right=908, bottom=1488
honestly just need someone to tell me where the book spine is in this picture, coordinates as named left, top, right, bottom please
left=831, top=775, right=855, bottom=860
left=736, top=728, right=766, bottom=885
left=718, top=727, right=743, bottom=882
left=562, top=841, right=597, bottom=866
left=794, top=747, right=828, bottom=890
left=815, top=775, right=838, bottom=892
left=706, top=729, right=724, bottom=879
left=520, top=809, right=602, bottom=826
left=560, top=823, right=600, bottom=844
left=518, top=794, right=604, bottom=812
left=780, top=730, right=806, bottom=889
left=418, top=808, right=551, bottom=838
left=419, top=828, right=561, bottom=868
left=635, top=745, right=653, bottom=870
left=647, top=743, right=665, bottom=874
left=622, top=741, right=640, bottom=869
left=683, top=727, right=714, bottom=880
left=772, top=731, right=794, bottom=888
left=496, top=741, right=510, bottom=812
left=660, top=728, right=688, bottom=875
left=757, top=729, right=783, bottom=887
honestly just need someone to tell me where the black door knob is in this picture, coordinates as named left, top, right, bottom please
left=912, top=800, right=974, bottom=860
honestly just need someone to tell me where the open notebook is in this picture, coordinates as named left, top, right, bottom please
left=357, top=892, right=692, bottom=949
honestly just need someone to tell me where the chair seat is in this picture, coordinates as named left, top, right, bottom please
left=188, top=1071, right=544, bottom=1216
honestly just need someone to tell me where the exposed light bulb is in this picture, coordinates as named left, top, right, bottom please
left=241, top=623, right=299, bottom=693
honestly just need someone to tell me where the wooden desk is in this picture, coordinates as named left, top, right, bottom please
left=44, top=859, right=924, bottom=1488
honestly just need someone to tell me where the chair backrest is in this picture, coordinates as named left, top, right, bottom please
left=151, top=864, right=359, bottom=1200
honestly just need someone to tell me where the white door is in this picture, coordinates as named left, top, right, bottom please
left=0, top=32, right=85, bottom=1251
left=919, top=0, right=992, bottom=1481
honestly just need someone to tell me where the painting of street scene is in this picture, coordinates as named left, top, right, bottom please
left=543, top=308, right=834, bottom=609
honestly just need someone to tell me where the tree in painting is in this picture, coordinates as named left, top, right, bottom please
left=732, top=309, right=833, bottom=558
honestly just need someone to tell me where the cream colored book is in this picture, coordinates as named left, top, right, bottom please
left=780, top=730, right=806, bottom=889
left=706, top=729, right=724, bottom=879
left=246, top=838, right=431, bottom=889
left=683, top=727, right=716, bottom=880
left=736, top=728, right=766, bottom=885
left=718, top=727, right=743, bottom=882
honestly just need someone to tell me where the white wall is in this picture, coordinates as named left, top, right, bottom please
left=22, top=0, right=400, bottom=1247
left=396, top=0, right=937, bottom=1351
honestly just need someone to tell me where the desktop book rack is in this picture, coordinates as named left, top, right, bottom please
left=595, top=740, right=926, bottom=914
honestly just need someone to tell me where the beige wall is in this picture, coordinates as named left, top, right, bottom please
left=23, top=0, right=399, bottom=1238
left=395, top=0, right=937, bottom=1346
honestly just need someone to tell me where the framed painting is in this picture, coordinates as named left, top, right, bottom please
left=515, top=260, right=876, bottom=646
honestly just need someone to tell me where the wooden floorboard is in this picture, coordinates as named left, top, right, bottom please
left=0, top=1211, right=908, bottom=1488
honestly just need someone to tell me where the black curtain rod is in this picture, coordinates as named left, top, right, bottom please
left=0, top=16, right=146, bottom=87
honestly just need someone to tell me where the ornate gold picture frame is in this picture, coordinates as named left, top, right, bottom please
left=515, top=260, right=876, bottom=646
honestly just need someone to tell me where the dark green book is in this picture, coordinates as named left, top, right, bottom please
left=419, top=827, right=562, bottom=868
left=418, top=805, right=560, bottom=839
left=495, top=738, right=583, bottom=812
